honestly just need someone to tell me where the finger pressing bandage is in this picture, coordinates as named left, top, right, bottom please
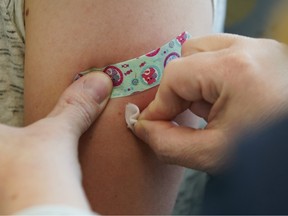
left=75, top=32, right=191, bottom=98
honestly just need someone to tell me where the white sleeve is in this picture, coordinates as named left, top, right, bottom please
left=212, top=0, right=227, bottom=33
left=15, top=205, right=98, bottom=216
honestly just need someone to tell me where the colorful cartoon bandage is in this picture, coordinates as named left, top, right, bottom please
left=76, top=32, right=191, bottom=98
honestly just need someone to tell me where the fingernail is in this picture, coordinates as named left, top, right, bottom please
left=83, top=73, right=112, bottom=104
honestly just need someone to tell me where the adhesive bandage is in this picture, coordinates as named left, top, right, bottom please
left=75, top=32, right=191, bottom=98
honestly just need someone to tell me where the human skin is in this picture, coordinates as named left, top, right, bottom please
left=0, top=73, right=112, bottom=214
left=134, top=34, right=288, bottom=173
left=24, top=0, right=213, bottom=214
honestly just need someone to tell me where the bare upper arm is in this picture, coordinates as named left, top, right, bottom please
left=24, top=0, right=212, bottom=121
left=24, top=0, right=213, bottom=214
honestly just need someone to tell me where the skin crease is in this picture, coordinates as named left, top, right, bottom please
left=24, top=0, right=213, bottom=214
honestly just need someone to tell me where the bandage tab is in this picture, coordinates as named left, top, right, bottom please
left=77, top=32, right=191, bottom=98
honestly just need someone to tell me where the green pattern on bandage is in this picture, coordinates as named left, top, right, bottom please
left=77, top=32, right=191, bottom=98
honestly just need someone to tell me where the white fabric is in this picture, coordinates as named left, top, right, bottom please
left=213, top=0, right=227, bottom=33
left=15, top=205, right=97, bottom=216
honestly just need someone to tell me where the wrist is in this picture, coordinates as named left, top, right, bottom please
left=0, top=150, right=87, bottom=214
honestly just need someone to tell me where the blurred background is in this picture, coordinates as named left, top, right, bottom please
left=225, top=0, right=288, bottom=43
left=173, top=0, right=288, bottom=214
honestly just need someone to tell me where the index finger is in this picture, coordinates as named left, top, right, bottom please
left=139, top=53, right=220, bottom=121
left=139, top=34, right=246, bottom=122
left=182, top=33, right=243, bottom=56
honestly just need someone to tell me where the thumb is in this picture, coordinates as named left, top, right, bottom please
left=134, top=119, right=228, bottom=173
left=47, top=72, right=113, bottom=138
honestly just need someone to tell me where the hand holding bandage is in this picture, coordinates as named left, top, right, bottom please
left=133, top=34, right=288, bottom=173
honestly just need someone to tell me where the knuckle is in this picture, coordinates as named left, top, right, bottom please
left=181, top=39, right=191, bottom=53
left=220, top=50, right=255, bottom=80
left=181, top=40, right=199, bottom=56
left=62, top=93, right=99, bottom=128
left=164, top=58, right=183, bottom=77
left=225, top=51, right=252, bottom=70
left=164, top=58, right=187, bottom=86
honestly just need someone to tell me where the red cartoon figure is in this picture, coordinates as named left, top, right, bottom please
left=176, top=32, right=187, bottom=45
left=104, top=66, right=123, bottom=87
left=142, top=67, right=158, bottom=85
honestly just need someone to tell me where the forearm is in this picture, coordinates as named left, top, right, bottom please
left=0, top=144, right=89, bottom=214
